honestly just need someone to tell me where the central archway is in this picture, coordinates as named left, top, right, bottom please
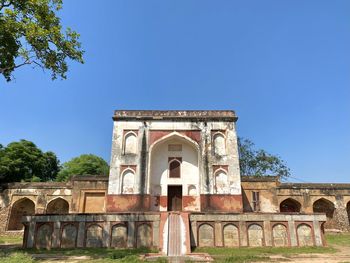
left=148, top=132, right=200, bottom=212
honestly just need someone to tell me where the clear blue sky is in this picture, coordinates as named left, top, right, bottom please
left=1, top=1, right=349, bottom=183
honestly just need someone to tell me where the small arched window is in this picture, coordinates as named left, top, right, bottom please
left=121, top=169, right=135, bottom=194
left=213, top=132, right=226, bottom=156
left=215, top=169, right=229, bottom=194
left=124, top=132, right=137, bottom=154
left=169, top=158, right=181, bottom=178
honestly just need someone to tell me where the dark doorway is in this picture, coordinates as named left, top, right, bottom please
left=168, top=185, right=182, bottom=211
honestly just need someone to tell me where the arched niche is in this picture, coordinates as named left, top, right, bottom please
left=169, top=159, right=181, bottom=178
left=148, top=133, right=199, bottom=203
left=272, top=224, right=288, bottom=247
left=136, top=223, right=152, bottom=248
left=213, top=132, right=226, bottom=156
left=297, top=224, right=314, bottom=246
left=280, top=198, right=301, bottom=213
left=36, top=223, right=52, bottom=249
left=8, top=198, right=35, bottom=230
left=86, top=224, right=103, bottom=248
left=46, top=198, right=69, bottom=214
left=188, top=185, right=197, bottom=196
left=313, top=198, right=335, bottom=219
left=198, top=224, right=214, bottom=247
left=215, top=169, right=229, bottom=194
left=124, top=132, right=137, bottom=154
left=248, top=224, right=264, bottom=247
left=111, top=224, right=127, bottom=248
left=121, top=169, right=135, bottom=194
left=223, top=224, right=239, bottom=247
left=61, top=224, right=77, bottom=248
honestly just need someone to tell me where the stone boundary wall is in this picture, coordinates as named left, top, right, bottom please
left=189, top=213, right=327, bottom=248
left=22, top=213, right=160, bottom=249
left=21, top=212, right=326, bottom=250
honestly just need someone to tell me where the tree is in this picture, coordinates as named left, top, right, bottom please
left=238, top=137, right=290, bottom=179
left=56, top=154, right=109, bottom=182
left=0, top=0, right=84, bottom=82
left=0, top=139, right=60, bottom=182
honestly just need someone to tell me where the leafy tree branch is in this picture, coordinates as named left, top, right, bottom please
left=0, top=0, right=84, bottom=82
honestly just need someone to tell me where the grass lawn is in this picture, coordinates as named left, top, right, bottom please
left=194, top=245, right=336, bottom=262
left=0, top=236, right=23, bottom=244
left=0, top=233, right=349, bottom=262
left=326, top=232, right=350, bottom=247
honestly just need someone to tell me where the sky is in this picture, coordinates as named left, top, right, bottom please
left=1, top=1, right=349, bottom=183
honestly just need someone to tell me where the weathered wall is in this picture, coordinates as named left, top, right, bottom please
left=242, top=176, right=350, bottom=231
left=22, top=213, right=160, bottom=249
left=107, top=110, right=242, bottom=213
left=190, top=213, right=326, bottom=248
left=21, top=212, right=326, bottom=249
left=0, top=176, right=108, bottom=236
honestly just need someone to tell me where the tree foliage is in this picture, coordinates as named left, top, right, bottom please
left=0, top=0, right=84, bottom=82
left=238, top=137, right=290, bottom=179
left=56, top=154, right=109, bottom=182
left=0, top=139, right=60, bottom=182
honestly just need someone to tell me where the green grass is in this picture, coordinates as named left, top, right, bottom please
left=194, top=245, right=336, bottom=263
left=0, top=233, right=349, bottom=262
left=0, top=236, right=23, bottom=244
left=0, top=247, right=156, bottom=263
left=326, top=232, right=350, bottom=247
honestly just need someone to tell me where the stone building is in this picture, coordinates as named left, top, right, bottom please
left=0, top=110, right=349, bottom=254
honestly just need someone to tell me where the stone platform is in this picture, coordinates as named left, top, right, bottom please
left=21, top=212, right=327, bottom=250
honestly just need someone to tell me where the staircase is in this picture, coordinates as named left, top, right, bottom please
left=167, top=213, right=182, bottom=256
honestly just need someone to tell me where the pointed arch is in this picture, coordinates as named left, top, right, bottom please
left=313, top=198, right=335, bottom=219
left=169, top=158, right=181, bottom=178
left=280, top=198, right=301, bottom=213
left=123, top=131, right=138, bottom=154
left=214, top=168, right=229, bottom=194
left=46, top=197, right=69, bottom=214
left=8, top=198, right=35, bottom=230
left=147, top=132, right=200, bottom=195
left=213, top=132, right=226, bottom=155
left=121, top=168, right=135, bottom=194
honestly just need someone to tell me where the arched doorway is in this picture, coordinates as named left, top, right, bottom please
left=8, top=198, right=35, bottom=230
left=280, top=198, right=301, bottom=213
left=148, top=133, right=200, bottom=212
left=46, top=198, right=69, bottom=214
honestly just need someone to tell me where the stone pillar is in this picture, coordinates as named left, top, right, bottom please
left=26, top=221, right=36, bottom=248
left=77, top=221, right=86, bottom=248
left=239, top=221, right=247, bottom=246
left=313, top=221, right=323, bottom=246
left=52, top=221, right=61, bottom=248
left=127, top=221, right=136, bottom=248
left=103, top=222, right=111, bottom=247
left=214, top=222, right=223, bottom=247
left=288, top=221, right=298, bottom=247
left=153, top=220, right=160, bottom=247
left=263, top=221, right=272, bottom=246
left=190, top=220, right=197, bottom=247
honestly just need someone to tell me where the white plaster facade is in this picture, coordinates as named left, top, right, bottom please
left=107, top=111, right=242, bottom=211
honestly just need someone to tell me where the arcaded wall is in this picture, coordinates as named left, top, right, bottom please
left=21, top=212, right=326, bottom=250
left=0, top=176, right=108, bottom=236
left=242, top=177, right=350, bottom=231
